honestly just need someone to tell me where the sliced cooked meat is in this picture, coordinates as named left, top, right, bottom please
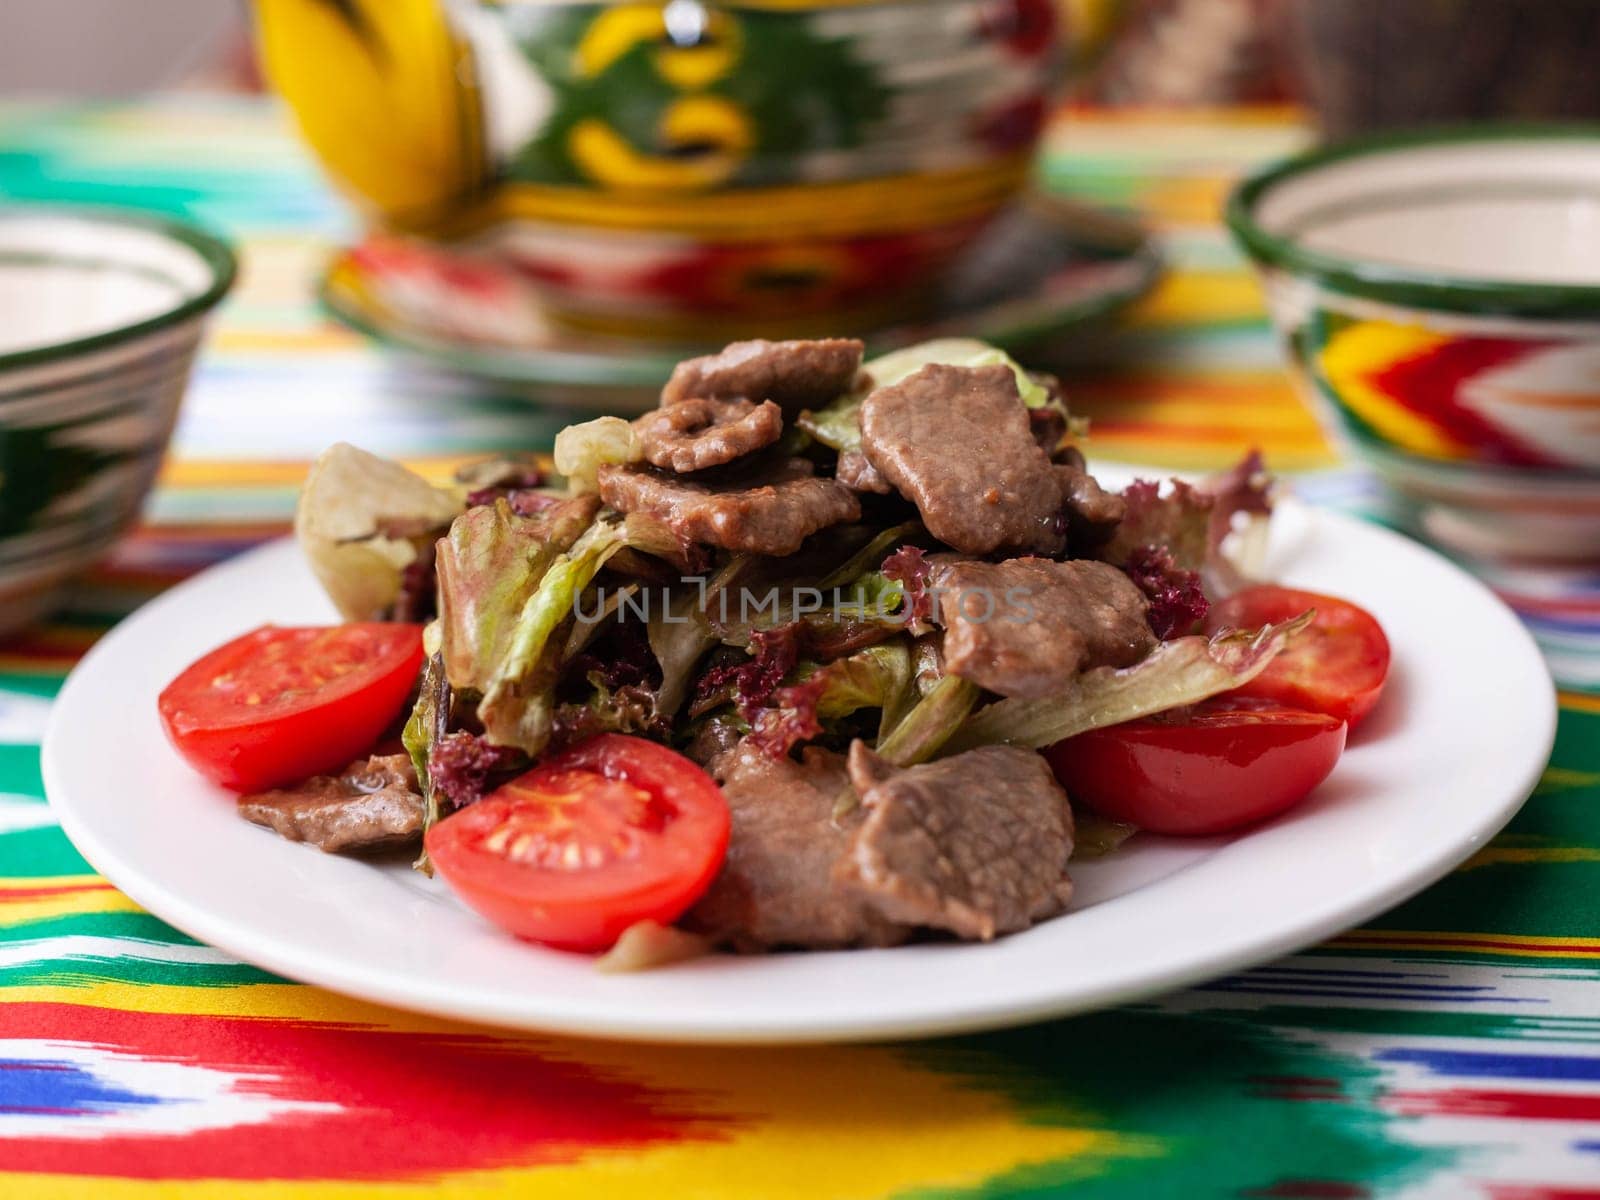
left=838, top=742, right=1074, bottom=940
left=597, top=458, right=860, bottom=557
left=931, top=556, right=1156, bottom=698
left=662, top=338, right=864, bottom=413
left=1056, top=443, right=1089, bottom=470
left=1029, top=405, right=1068, bottom=455
left=685, top=743, right=907, bottom=950
left=239, top=755, right=423, bottom=854
left=634, top=396, right=784, bottom=474
left=1056, top=462, right=1126, bottom=529
left=836, top=448, right=893, bottom=495
left=859, top=363, right=1065, bottom=556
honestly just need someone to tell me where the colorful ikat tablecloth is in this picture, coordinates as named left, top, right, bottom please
left=0, top=100, right=1596, bottom=1199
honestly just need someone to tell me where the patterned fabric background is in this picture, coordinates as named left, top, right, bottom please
left=0, top=99, right=1596, bottom=1198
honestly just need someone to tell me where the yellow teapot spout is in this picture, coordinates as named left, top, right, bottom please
left=251, top=0, right=487, bottom=230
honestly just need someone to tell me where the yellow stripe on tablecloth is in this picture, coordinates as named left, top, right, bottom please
left=0, top=882, right=142, bottom=926
left=1127, top=269, right=1267, bottom=327
left=1078, top=381, right=1327, bottom=429
left=1458, top=845, right=1600, bottom=870
left=1084, top=441, right=1339, bottom=475
left=208, top=328, right=365, bottom=353
left=1070, top=366, right=1340, bottom=472
left=1331, top=930, right=1600, bottom=958
left=157, top=456, right=494, bottom=490
left=1558, top=690, right=1600, bottom=715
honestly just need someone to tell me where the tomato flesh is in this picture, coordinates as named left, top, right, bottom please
left=1205, top=585, right=1390, bottom=727
left=426, top=735, right=730, bottom=952
left=159, top=624, right=425, bottom=792
left=1044, top=699, right=1347, bottom=836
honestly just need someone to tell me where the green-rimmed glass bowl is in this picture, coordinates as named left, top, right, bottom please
left=1228, top=125, right=1600, bottom=563
left=0, top=205, right=236, bottom=633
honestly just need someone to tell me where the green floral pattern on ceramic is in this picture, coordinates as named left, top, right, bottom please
left=509, top=7, right=890, bottom=189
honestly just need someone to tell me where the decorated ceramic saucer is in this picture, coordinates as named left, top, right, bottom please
left=318, top=194, right=1161, bottom=411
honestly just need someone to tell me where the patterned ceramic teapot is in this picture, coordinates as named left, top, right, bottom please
left=255, top=0, right=1103, bottom=336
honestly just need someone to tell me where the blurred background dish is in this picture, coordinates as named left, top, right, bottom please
left=1228, top=127, right=1600, bottom=565
left=319, top=192, right=1162, bottom=408
left=255, top=0, right=1095, bottom=339
left=0, top=207, right=235, bottom=634
left=1280, top=0, right=1600, bottom=135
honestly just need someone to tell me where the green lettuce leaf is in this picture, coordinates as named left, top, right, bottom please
left=647, top=590, right=716, bottom=719
left=874, top=674, right=982, bottom=767
left=796, top=392, right=866, bottom=452
left=808, top=641, right=914, bottom=735
left=551, top=682, right=664, bottom=747
left=561, top=583, right=638, bottom=662
left=647, top=557, right=754, bottom=717
left=828, top=670, right=980, bottom=818
left=746, top=640, right=915, bottom=759
left=816, top=520, right=925, bottom=590
left=943, top=615, right=1311, bottom=754
left=435, top=496, right=598, bottom=693
left=477, top=517, right=634, bottom=752
left=294, top=443, right=463, bottom=621
left=708, top=565, right=908, bottom=659
left=401, top=653, right=450, bottom=875
left=553, top=416, right=639, bottom=495
left=1072, top=814, right=1140, bottom=859
left=837, top=571, right=906, bottom=620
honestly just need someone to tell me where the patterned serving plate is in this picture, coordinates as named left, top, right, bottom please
left=319, top=194, right=1161, bottom=410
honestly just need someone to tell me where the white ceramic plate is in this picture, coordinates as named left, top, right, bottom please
left=44, top=486, right=1556, bottom=1044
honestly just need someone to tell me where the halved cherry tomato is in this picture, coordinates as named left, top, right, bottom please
left=1204, top=585, right=1390, bottom=727
left=159, top=624, right=425, bottom=793
left=425, top=734, right=730, bottom=952
left=1044, top=698, right=1347, bottom=836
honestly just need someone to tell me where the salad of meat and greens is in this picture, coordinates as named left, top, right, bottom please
left=159, top=337, right=1388, bottom=965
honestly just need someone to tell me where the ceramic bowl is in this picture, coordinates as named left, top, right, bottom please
left=257, top=0, right=1086, bottom=337
left=0, top=207, right=236, bottom=634
left=1228, top=126, right=1600, bottom=564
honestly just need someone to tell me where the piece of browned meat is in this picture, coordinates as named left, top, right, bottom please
left=662, top=338, right=864, bottom=413
left=239, top=755, right=423, bottom=854
left=634, top=396, right=784, bottom=474
left=837, top=742, right=1074, bottom=940
left=597, top=458, right=860, bottom=556
left=930, top=557, right=1155, bottom=698
left=686, top=743, right=908, bottom=951
left=859, top=364, right=1065, bottom=556
left=1056, top=462, right=1126, bottom=530
left=1029, top=405, right=1068, bottom=455
left=835, top=448, right=893, bottom=494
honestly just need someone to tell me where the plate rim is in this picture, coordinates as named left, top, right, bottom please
left=43, top=501, right=1557, bottom=1044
